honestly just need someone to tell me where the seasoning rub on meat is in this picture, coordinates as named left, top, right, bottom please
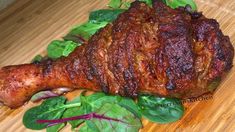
left=0, top=0, right=234, bottom=108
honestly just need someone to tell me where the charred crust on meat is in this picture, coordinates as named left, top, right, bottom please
left=40, top=1, right=234, bottom=98
left=85, top=24, right=112, bottom=93
left=101, top=83, right=109, bottom=94
left=192, top=18, right=234, bottom=79
left=106, top=1, right=152, bottom=96
left=85, top=67, right=94, bottom=81
left=183, top=5, right=202, bottom=19
left=65, top=63, right=76, bottom=80
left=190, top=12, right=202, bottom=19
left=166, top=68, right=176, bottom=90
left=123, top=68, right=138, bottom=97
left=41, top=59, right=53, bottom=76
left=166, top=80, right=176, bottom=90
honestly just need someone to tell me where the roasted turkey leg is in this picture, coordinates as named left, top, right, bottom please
left=0, top=0, right=234, bottom=108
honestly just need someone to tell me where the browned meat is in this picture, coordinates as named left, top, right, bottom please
left=0, top=0, right=234, bottom=108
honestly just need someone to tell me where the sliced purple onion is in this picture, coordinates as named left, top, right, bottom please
left=30, top=87, right=72, bottom=102
left=30, top=91, right=59, bottom=102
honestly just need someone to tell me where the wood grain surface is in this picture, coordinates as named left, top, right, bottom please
left=0, top=0, right=234, bottom=132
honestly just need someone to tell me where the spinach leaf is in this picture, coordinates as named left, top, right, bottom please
left=80, top=120, right=99, bottom=132
left=122, top=1, right=131, bottom=8
left=118, top=97, right=142, bottom=118
left=89, top=9, right=125, bottom=22
left=81, top=92, right=140, bottom=117
left=67, top=21, right=108, bottom=40
left=81, top=92, right=121, bottom=113
left=23, top=96, right=67, bottom=130
left=62, top=42, right=78, bottom=56
left=164, top=0, right=197, bottom=11
left=47, top=40, right=78, bottom=59
left=23, top=96, right=81, bottom=130
left=64, top=107, right=85, bottom=128
left=37, top=106, right=141, bottom=132
left=32, top=94, right=142, bottom=132
left=138, top=95, right=184, bottom=123
left=79, top=103, right=142, bottom=132
left=46, top=123, right=65, bottom=132
left=63, top=34, right=86, bottom=44
left=63, top=97, right=84, bottom=128
left=64, top=93, right=141, bottom=129
left=108, top=0, right=122, bottom=9
left=81, top=93, right=141, bottom=122
left=32, top=55, right=43, bottom=63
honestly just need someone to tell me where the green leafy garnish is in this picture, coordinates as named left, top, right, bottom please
left=81, top=93, right=141, bottom=118
left=118, top=97, right=142, bottom=118
left=67, top=22, right=108, bottom=40
left=89, top=9, right=125, bottom=22
left=163, top=0, right=197, bottom=11
left=46, top=123, right=65, bottom=132
left=62, top=97, right=84, bottom=128
left=38, top=103, right=142, bottom=132
left=24, top=93, right=185, bottom=131
left=108, top=0, right=122, bottom=9
left=47, top=40, right=79, bottom=59
left=79, top=103, right=142, bottom=132
left=23, top=93, right=142, bottom=131
left=23, top=96, right=68, bottom=130
left=23, top=96, right=81, bottom=130
left=122, top=1, right=131, bottom=8
left=138, top=95, right=184, bottom=123
left=32, top=55, right=43, bottom=63
left=80, top=92, right=121, bottom=113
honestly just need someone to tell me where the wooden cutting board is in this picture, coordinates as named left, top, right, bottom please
left=0, top=0, right=234, bottom=131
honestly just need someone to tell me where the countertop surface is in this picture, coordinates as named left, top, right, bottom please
left=0, top=0, right=235, bottom=131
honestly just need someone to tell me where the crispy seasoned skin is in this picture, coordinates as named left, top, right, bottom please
left=0, top=0, right=234, bottom=108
